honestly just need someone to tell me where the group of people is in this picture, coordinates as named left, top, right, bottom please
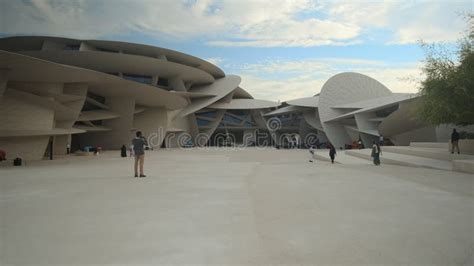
left=128, top=128, right=463, bottom=178
left=329, top=141, right=381, bottom=165
left=309, top=143, right=338, bottom=164
left=309, top=128, right=462, bottom=165
left=309, top=137, right=383, bottom=165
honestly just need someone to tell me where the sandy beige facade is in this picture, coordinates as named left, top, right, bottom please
left=0, top=36, right=278, bottom=160
left=1, top=36, right=470, bottom=161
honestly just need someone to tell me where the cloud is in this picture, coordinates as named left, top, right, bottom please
left=326, top=0, right=471, bottom=44
left=237, top=58, right=385, bottom=76
left=236, top=58, right=423, bottom=101
left=206, top=39, right=362, bottom=47
left=204, top=57, right=224, bottom=66
left=240, top=74, right=327, bottom=101
left=356, top=65, right=424, bottom=93
left=0, top=0, right=470, bottom=46
left=0, top=0, right=457, bottom=103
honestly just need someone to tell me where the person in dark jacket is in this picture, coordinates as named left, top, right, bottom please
left=451, top=128, right=460, bottom=154
left=328, top=143, right=336, bottom=164
left=120, top=145, right=127, bottom=157
left=0, top=149, right=6, bottom=161
left=371, top=140, right=381, bottom=165
left=132, top=131, right=148, bottom=177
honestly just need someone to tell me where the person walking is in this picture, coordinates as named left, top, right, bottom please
left=371, top=140, right=381, bottom=165
left=451, top=128, right=460, bottom=154
left=328, top=143, right=336, bottom=164
left=379, top=135, right=384, bottom=146
left=132, top=131, right=148, bottom=178
left=309, top=146, right=315, bottom=162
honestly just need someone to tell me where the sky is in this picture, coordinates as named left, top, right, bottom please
left=0, top=0, right=472, bottom=101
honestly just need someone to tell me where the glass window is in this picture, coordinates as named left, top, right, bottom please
left=196, top=118, right=212, bottom=127
left=157, top=78, right=169, bottom=87
left=82, top=92, right=106, bottom=111
left=87, top=92, right=105, bottom=104
left=223, top=114, right=242, bottom=125
left=123, top=73, right=152, bottom=85
left=64, top=44, right=80, bottom=51
left=97, top=47, right=119, bottom=53
left=197, top=111, right=217, bottom=118
left=243, top=122, right=253, bottom=127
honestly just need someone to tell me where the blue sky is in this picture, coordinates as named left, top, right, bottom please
left=0, top=0, right=472, bottom=101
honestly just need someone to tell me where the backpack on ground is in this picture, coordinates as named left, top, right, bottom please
left=13, top=157, right=22, bottom=166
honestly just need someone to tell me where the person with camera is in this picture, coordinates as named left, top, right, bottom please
left=132, top=131, right=148, bottom=178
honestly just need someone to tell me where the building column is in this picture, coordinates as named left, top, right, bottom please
left=355, top=112, right=383, bottom=147
left=101, top=97, right=136, bottom=149
left=41, top=40, right=65, bottom=51
left=53, top=83, right=88, bottom=155
left=79, top=42, right=97, bottom=51
left=0, top=84, right=55, bottom=161
left=169, top=77, right=186, bottom=91
left=133, top=107, right=168, bottom=149
left=152, top=76, right=159, bottom=86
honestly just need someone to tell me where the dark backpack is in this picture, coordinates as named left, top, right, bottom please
left=13, top=157, right=22, bottom=166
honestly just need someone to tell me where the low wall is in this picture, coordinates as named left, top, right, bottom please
left=452, top=160, right=474, bottom=174
left=449, top=140, right=474, bottom=155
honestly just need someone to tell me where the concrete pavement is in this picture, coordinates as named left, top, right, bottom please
left=1, top=148, right=473, bottom=265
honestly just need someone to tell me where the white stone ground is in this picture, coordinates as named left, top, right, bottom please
left=0, top=148, right=473, bottom=265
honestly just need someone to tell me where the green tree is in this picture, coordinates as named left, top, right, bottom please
left=418, top=14, right=474, bottom=126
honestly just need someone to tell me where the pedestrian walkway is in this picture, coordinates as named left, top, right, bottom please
left=311, top=149, right=369, bottom=165
left=341, top=142, right=474, bottom=174
left=345, top=148, right=453, bottom=171
left=1, top=148, right=472, bottom=265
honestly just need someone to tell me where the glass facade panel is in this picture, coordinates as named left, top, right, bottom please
left=196, top=111, right=216, bottom=118
left=157, top=78, right=169, bottom=87
left=223, top=114, right=242, bottom=125
left=64, top=44, right=80, bottom=51
left=218, top=111, right=255, bottom=128
left=197, top=118, right=212, bottom=127
left=123, top=73, right=152, bottom=84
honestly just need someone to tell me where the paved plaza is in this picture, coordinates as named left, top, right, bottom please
left=1, top=148, right=473, bottom=265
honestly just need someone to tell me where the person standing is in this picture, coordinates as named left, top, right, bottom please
left=379, top=135, right=384, bottom=146
left=120, top=145, right=127, bottom=157
left=451, top=128, right=460, bottom=154
left=0, top=149, right=6, bottom=161
left=66, top=142, right=70, bottom=154
left=358, top=138, right=363, bottom=149
left=328, top=143, right=336, bottom=164
left=132, top=131, right=148, bottom=178
left=371, top=141, right=381, bottom=165
left=129, top=144, right=134, bottom=157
